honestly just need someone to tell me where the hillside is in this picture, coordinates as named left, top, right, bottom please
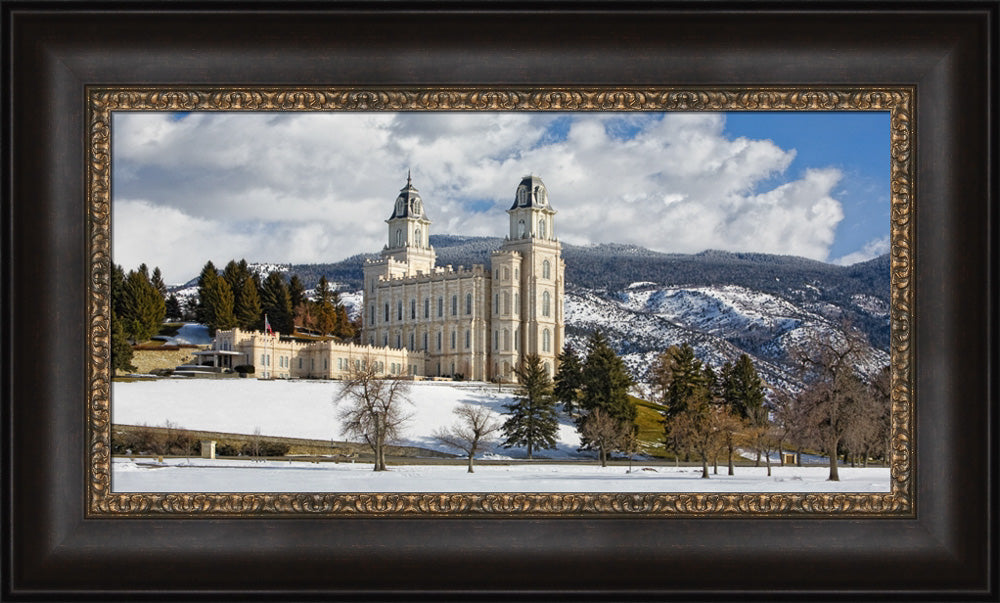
left=169, top=235, right=890, bottom=390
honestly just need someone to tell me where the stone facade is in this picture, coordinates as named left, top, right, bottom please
left=361, top=175, right=565, bottom=381
left=211, top=328, right=423, bottom=380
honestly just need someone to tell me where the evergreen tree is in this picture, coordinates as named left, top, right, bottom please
left=164, top=294, right=183, bottom=321
left=579, top=331, right=636, bottom=425
left=110, top=308, right=135, bottom=375
left=312, top=276, right=334, bottom=336
left=151, top=266, right=168, bottom=298
left=501, top=354, right=559, bottom=459
left=259, top=271, right=294, bottom=335
left=576, top=331, right=636, bottom=458
left=111, top=263, right=126, bottom=318
left=553, top=345, right=584, bottom=415
left=222, top=259, right=257, bottom=329
left=288, top=274, right=306, bottom=312
left=119, top=267, right=165, bottom=343
left=652, top=343, right=707, bottom=419
left=722, top=353, right=767, bottom=425
left=204, top=276, right=237, bottom=334
left=234, top=276, right=262, bottom=330
left=195, top=261, right=219, bottom=325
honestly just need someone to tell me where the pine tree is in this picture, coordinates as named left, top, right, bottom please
left=553, top=345, right=583, bottom=415
left=234, top=276, right=261, bottom=330
left=110, top=308, right=135, bottom=375
left=579, top=331, right=636, bottom=425
left=722, top=353, right=767, bottom=424
left=288, top=274, right=306, bottom=313
left=111, top=263, right=126, bottom=318
left=195, top=261, right=219, bottom=326
left=576, top=331, right=636, bottom=459
left=120, top=267, right=165, bottom=343
left=204, top=277, right=237, bottom=334
left=164, top=294, right=183, bottom=321
left=313, top=276, right=337, bottom=336
left=259, top=271, right=293, bottom=335
left=652, top=343, right=706, bottom=419
left=151, top=266, right=168, bottom=298
left=501, top=354, right=559, bottom=459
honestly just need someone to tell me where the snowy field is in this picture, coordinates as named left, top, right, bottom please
left=113, top=378, right=584, bottom=456
left=112, top=457, right=890, bottom=493
left=112, top=378, right=890, bottom=492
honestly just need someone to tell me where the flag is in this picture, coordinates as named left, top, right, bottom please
left=264, top=314, right=273, bottom=335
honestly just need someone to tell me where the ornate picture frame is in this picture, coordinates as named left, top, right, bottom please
left=89, top=86, right=914, bottom=517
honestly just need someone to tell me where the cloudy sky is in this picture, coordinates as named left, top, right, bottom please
left=112, top=111, right=889, bottom=285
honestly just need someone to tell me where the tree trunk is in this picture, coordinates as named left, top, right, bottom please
left=777, top=437, right=785, bottom=466
left=727, top=439, right=735, bottom=476
left=467, top=452, right=475, bottom=473
left=754, top=448, right=761, bottom=467
left=827, top=438, right=840, bottom=481
left=701, top=454, right=709, bottom=479
left=796, top=445, right=803, bottom=467
left=765, top=447, right=772, bottom=477
left=599, top=445, right=607, bottom=468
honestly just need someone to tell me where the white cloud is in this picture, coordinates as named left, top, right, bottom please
left=113, top=112, right=852, bottom=282
left=831, top=235, right=890, bottom=266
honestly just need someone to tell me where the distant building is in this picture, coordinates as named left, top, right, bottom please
left=207, top=327, right=423, bottom=380
left=201, top=174, right=565, bottom=381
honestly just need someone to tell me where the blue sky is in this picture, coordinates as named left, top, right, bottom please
left=112, top=111, right=890, bottom=284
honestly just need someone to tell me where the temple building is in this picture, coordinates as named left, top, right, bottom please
left=202, top=174, right=565, bottom=382
left=361, top=174, right=565, bottom=381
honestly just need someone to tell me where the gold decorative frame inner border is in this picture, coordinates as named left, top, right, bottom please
left=86, top=87, right=914, bottom=517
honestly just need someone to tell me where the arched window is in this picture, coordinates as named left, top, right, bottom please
left=514, top=292, right=519, bottom=314
left=503, top=267, right=509, bottom=280
left=503, top=329, right=510, bottom=351
left=437, top=297, right=443, bottom=317
left=542, top=328, right=551, bottom=352
left=514, top=328, right=519, bottom=351
left=451, top=295, right=458, bottom=316
left=396, top=198, right=404, bottom=215
left=424, top=297, right=430, bottom=318
left=494, top=293, right=499, bottom=314
left=414, top=228, right=421, bottom=246
left=503, top=292, right=510, bottom=315
left=538, top=218, right=546, bottom=238
left=517, top=219, right=526, bottom=238
left=451, top=330, right=456, bottom=350
left=397, top=301, right=403, bottom=321
left=396, top=229, right=403, bottom=246
left=465, top=329, right=471, bottom=349
left=542, top=259, right=551, bottom=279
left=466, top=293, right=473, bottom=315
left=494, top=330, right=499, bottom=350
left=384, top=303, right=390, bottom=322
left=542, top=291, right=551, bottom=317
left=410, top=299, right=416, bottom=319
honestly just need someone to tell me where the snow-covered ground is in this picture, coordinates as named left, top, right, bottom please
left=112, top=378, right=891, bottom=493
left=112, top=378, right=583, bottom=458
left=112, top=457, right=890, bottom=493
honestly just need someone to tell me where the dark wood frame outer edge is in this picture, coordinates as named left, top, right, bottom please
left=4, top=3, right=997, bottom=599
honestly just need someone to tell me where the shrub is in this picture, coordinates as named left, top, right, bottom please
left=234, top=364, right=255, bottom=375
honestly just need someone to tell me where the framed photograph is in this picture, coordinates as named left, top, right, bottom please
left=5, top=3, right=996, bottom=599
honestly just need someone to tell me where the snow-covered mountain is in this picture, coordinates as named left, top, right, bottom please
left=168, top=237, right=890, bottom=390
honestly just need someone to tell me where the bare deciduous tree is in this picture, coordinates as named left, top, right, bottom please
left=434, top=404, right=503, bottom=473
left=580, top=408, right=626, bottom=468
left=789, top=323, right=870, bottom=481
left=334, top=359, right=412, bottom=471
